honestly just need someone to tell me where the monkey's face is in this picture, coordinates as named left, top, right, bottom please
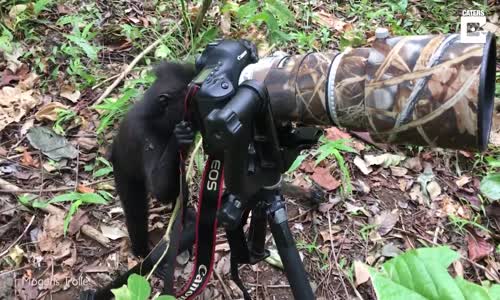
left=140, top=62, right=197, bottom=134
left=152, top=61, right=197, bottom=109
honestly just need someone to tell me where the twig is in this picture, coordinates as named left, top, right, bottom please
left=74, top=145, right=80, bottom=191
left=246, top=283, right=290, bottom=288
left=327, top=212, right=351, bottom=299
left=146, top=192, right=182, bottom=280
left=0, top=215, right=35, bottom=258
left=91, top=74, right=120, bottom=90
left=0, top=178, right=110, bottom=247
left=0, top=265, right=30, bottom=276
left=214, top=271, right=232, bottom=299
left=38, top=151, right=44, bottom=197
left=0, top=178, right=113, bottom=193
left=93, top=26, right=178, bottom=105
left=187, top=138, right=203, bottom=182
left=193, top=0, right=213, bottom=36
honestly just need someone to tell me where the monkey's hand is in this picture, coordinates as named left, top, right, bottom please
left=174, top=121, right=195, bottom=152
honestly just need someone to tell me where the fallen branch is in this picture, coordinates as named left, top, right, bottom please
left=0, top=178, right=113, bottom=193
left=193, top=0, right=213, bottom=36
left=93, top=27, right=178, bottom=105
left=0, top=178, right=110, bottom=247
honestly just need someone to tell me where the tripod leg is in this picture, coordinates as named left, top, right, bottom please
left=267, top=192, right=314, bottom=300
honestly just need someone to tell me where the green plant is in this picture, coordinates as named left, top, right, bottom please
left=368, top=246, right=500, bottom=299
left=112, top=274, right=175, bottom=300
left=314, top=136, right=357, bottom=196
left=94, top=69, right=158, bottom=134
left=85, top=157, right=113, bottom=178
left=297, top=238, right=320, bottom=254
left=297, top=236, right=329, bottom=270
left=0, top=24, right=14, bottom=53
left=224, top=0, right=294, bottom=44
left=479, top=155, right=500, bottom=201
left=53, top=108, right=77, bottom=135
left=34, top=0, right=53, bottom=15
left=18, top=191, right=108, bottom=234
left=359, top=223, right=377, bottom=241
left=93, top=157, right=113, bottom=178
left=94, top=88, right=139, bottom=134
left=46, top=192, right=108, bottom=234
left=121, top=24, right=143, bottom=43
left=17, top=194, right=46, bottom=208
left=56, top=15, right=100, bottom=86
left=448, top=214, right=490, bottom=235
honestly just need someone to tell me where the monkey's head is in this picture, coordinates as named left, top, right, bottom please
left=140, top=61, right=196, bottom=117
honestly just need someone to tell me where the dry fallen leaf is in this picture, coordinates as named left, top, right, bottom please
left=20, top=118, right=34, bottom=136
left=353, top=179, right=371, bottom=194
left=311, top=167, right=341, bottom=191
left=0, top=86, right=39, bottom=132
left=353, top=261, right=370, bottom=286
left=215, top=255, right=231, bottom=275
left=0, top=69, right=19, bottom=88
left=390, top=166, right=408, bottom=177
left=77, top=184, right=94, bottom=194
left=60, top=85, right=81, bottom=103
left=38, top=213, right=65, bottom=252
left=319, top=225, right=342, bottom=242
left=490, top=130, right=500, bottom=147
left=354, top=156, right=372, bottom=175
left=315, top=11, right=348, bottom=32
left=427, top=181, right=442, bottom=201
left=325, top=127, right=351, bottom=141
left=455, top=176, right=471, bottom=188
left=35, top=102, right=67, bottom=121
left=299, top=160, right=315, bottom=173
left=100, top=224, right=128, bottom=240
left=364, top=153, right=406, bottom=168
left=467, top=231, right=493, bottom=262
left=372, top=210, right=399, bottom=236
left=20, top=151, right=38, bottom=167
left=67, top=210, right=89, bottom=236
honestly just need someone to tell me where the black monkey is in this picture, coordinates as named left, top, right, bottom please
left=110, top=61, right=196, bottom=258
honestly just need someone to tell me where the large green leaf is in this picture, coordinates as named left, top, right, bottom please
left=127, top=274, right=151, bottom=300
left=370, top=247, right=500, bottom=300
left=111, top=284, right=131, bottom=300
left=236, top=0, right=259, bottom=21
left=79, top=193, right=108, bottom=204
left=265, top=0, right=294, bottom=25
left=287, top=154, right=307, bottom=174
left=65, top=34, right=98, bottom=61
left=48, top=192, right=81, bottom=204
left=480, top=174, right=500, bottom=200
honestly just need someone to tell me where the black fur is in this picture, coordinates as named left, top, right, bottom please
left=111, top=62, right=196, bottom=257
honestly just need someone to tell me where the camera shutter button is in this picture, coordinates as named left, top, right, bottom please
left=221, top=81, right=229, bottom=89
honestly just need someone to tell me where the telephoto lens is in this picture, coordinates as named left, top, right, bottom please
left=240, top=32, right=496, bottom=151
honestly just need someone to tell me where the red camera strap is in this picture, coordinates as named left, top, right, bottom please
left=176, top=157, right=224, bottom=299
left=166, top=83, right=224, bottom=299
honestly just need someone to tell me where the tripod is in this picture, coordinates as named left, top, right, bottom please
left=224, top=187, right=314, bottom=299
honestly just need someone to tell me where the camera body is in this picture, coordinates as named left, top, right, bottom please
left=192, top=39, right=258, bottom=155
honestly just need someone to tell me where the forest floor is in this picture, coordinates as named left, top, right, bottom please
left=0, top=0, right=500, bottom=299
